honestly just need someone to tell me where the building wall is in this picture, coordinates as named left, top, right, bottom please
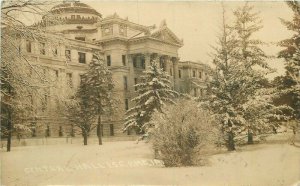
left=15, top=2, right=210, bottom=139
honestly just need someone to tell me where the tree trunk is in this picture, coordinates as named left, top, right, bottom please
left=227, top=131, right=235, bottom=151
left=97, top=114, right=102, bottom=145
left=6, top=82, right=12, bottom=152
left=6, top=110, right=12, bottom=152
left=83, top=130, right=88, bottom=145
left=247, top=130, right=254, bottom=144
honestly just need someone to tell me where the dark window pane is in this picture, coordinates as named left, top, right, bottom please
left=122, top=55, right=126, bottom=66
left=107, top=55, right=111, bottom=66
left=125, top=99, right=129, bottom=110
left=78, top=52, right=86, bottom=64
left=110, top=124, right=114, bottom=136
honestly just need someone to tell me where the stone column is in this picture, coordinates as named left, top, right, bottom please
left=172, top=57, right=179, bottom=91
left=127, top=54, right=135, bottom=92
left=165, top=55, right=171, bottom=75
left=144, top=53, right=151, bottom=70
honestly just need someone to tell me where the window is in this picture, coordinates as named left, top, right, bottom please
left=76, top=15, right=81, bottom=19
left=179, top=70, right=182, bottom=78
left=199, top=71, right=202, bottom=79
left=134, top=78, right=138, bottom=91
left=71, top=15, right=75, bottom=19
left=75, top=37, right=85, bottom=41
left=194, top=88, right=197, bottom=97
left=170, top=68, right=173, bottom=76
left=41, top=95, right=48, bottom=112
left=67, top=73, right=73, bottom=88
left=193, top=70, right=196, bottom=78
left=26, top=40, right=32, bottom=53
left=123, top=76, right=128, bottom=90
left=141, top=58, right=145, bottom=69
left=78, top=52, right=86, bottom=64
left=45, top=125, right=50, bottom=137
left=106, top=55, right=111, bottom=66
left=125, top=99, right=129, bottom=110
left=54, top=70, right=59, bottom=78
left=31, top=127, right=36, bottom=137
left=53, top=48, right=58, bottom=56
left=65, top=50, right=71, bottom=60
left=39, top=42, right=45, bottom=55
left=122, top=55, right=126, bottom=66
left=133, top=57, right=137, bottom=68
left=110, top=124, right=114, bottom=136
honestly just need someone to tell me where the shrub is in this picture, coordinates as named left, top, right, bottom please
left=150, top=100, right=219, bottom=167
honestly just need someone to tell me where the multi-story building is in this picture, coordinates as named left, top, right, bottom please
left=178, top=61, right=211, bottom=97
left=18, top=1, right=210, bottom=138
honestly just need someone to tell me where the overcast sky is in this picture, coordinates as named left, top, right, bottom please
left=20, top=1, right=294, bottom=79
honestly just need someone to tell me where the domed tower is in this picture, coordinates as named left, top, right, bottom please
left=43, top=0, right=102, bottom=41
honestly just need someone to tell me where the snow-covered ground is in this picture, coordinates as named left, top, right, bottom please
left=1, top=140, right=300, bottom=186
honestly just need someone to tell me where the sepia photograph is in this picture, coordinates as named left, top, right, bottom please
left=1, top=0, right=300, bottom=185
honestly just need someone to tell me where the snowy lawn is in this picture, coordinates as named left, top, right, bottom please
left=1, top=140, right=300, bottom=186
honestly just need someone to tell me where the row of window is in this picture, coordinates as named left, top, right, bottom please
left=33, top=124, right=115, bottom=137
left=192, top=70, right=204, bottom=79
left=177, top=69, right=206, bottom=79
left=193, top=88, right=204, bottom=97
left=123, top=76, right=139, bottom=91
left=106, top=55, right=127, bottom=67
left=26, top=40, right=89, bottom=64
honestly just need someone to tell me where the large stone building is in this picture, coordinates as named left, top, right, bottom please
left=20, top=1, right=210, bottom=138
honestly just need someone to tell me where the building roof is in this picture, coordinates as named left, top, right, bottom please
left=49, top=1, right=102, bottom=18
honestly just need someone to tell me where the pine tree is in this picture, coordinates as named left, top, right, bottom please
left=206, top=5, right=241, bottom=151
left=277, top=1, right=300, bottom=123
left=231, top=3, right=274, bottom=144
left=207, top=4, right=288, bottom=150
left=124, top=59, right=179, bottom=133
left=81, top=53, right=115, bottom=145
left=65, top=82, right=97, bottom=145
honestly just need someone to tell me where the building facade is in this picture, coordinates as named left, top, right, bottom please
left=20, top=1, right=209, bottom=138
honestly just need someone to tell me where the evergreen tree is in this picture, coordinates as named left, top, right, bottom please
left=124, top=59, right=179, bottom=133
left=65, top=75, right=98, bottom=145
left=206, top=5, right=241, bottom=151
left=81, top=53, right=115, bottom=145
left=277, top=1, right=300, bottom=123
left=207, top=3, right=288, bottom=150
left=231, top=3, right=273, bottom=144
